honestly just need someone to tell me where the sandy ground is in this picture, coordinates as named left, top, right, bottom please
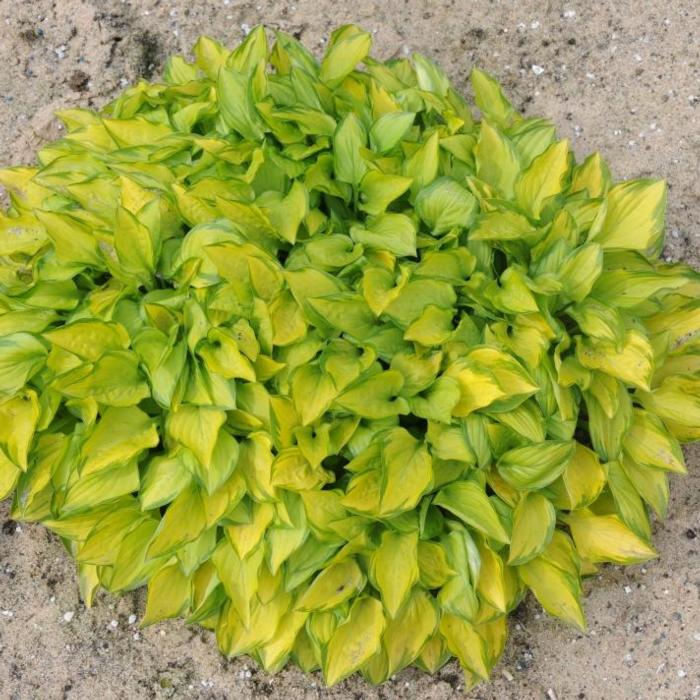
left=0, top=1, right=699, bottom=698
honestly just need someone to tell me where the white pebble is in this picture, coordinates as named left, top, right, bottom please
left=110, top=619, right=118, bottom=628
left=624, top=586, right=632, bottom=594
left=693, top=632, right=700, bottom=641
left=563, top=9, right=576, bottom=18
left=530, top=21, right=540, bottom=29
left=133, top=632, right=140, bottom=641
left=531, top=64, right=545, bottom=75
left=63, top=611, right=74, bottom=622
left=128, top=614, right=137, bottom=625
left=679, top=670, right=688, bottom=678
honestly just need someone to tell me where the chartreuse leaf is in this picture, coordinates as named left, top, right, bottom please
left=516, top=139, right=570, bottom=218
left=507, top=493, right=555, bottom=565
left=295, top=558, right=365, bottom=611
left=359, top=171, right=413, bottom=216
left=470, top=68, right=518, bottom=129
left=564, top=510, right=656, bottom=564
left=81, top=407, right=159, bottom=475
left=334, top=113, right=367, bottom=187
left=589, top=179, right=667, bottom=253
left=638, top=375, right=700, bottom=435
left=622, top=409, right=686, bottom=473
left=498, top=441, right=574, bottom=491
left=0, top=390, right=39, bottom=470
left=558, top=243, right=603, bottom=302
left=369, top=530, right=419, bottom=617
left=379, top=428, right=433, bottom=515
left=474, top=121, right=520, bottom=197
left=0, top=25, right=697, bottom=690
left=323, top=596, right=386, bottom=686
left=383, top=589, right=438, bottom=676
left=336, top=371, right=409, bottom=420
left=142, top=563, right=192, bottom=626
left=351, top=213, right=417, bottom=257
left=369, top=112, right=415, bottom=153
left=415, top=177, right=478, bottom=234
left=576, top=330, right=654, bottom=391
left=320, top=25, right=372, bottom=87
left=0, top=333, right=48, bottom=395
left=548, top=442, right=606, bottom=510
left=44, top=320, right=129, bottom=361
left=439, top=614, right=491, bottom=680
left=518, top=542, right=585, bottom=629
left=434, top=481, right=509, bottom=544
left=167, top=405, right=226, bottom=469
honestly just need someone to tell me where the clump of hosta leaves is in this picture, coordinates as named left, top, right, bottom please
left=0, top=24, right=698, bottom=688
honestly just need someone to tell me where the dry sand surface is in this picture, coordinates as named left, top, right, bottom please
left=0, top=0, right=699, bottom=698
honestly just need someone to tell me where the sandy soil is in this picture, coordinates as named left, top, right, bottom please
left=0, top=1, right=699, bottom=698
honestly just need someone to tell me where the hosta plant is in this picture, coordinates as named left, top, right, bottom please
left=0, top=24, right=698, bottom=687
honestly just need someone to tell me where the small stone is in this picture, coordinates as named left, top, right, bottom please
left=110, top=619, right=118, bottom=628
left=63, top=611, right=74, bottom=622
left=678, top=670, right=687, bottom=678
left=531, top=64, right=545, bottom=75
left=624, top=586, right=632, bottom=594
left=128, top=614, right=137, bottom=625
left=692, top=632, right=700, bottom=641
